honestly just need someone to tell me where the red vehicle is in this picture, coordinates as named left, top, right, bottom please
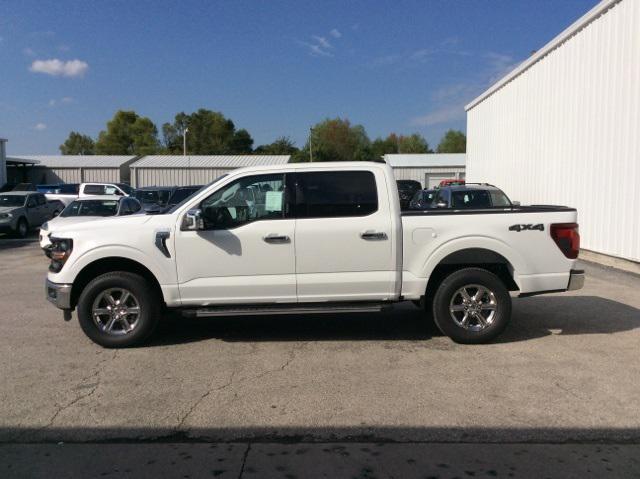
left=439, top=179, right=465, bottom=187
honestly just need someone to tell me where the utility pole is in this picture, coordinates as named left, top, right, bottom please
left=309, top=127, right=314, bottom=162
left=183, top=127, right=189, bottom=156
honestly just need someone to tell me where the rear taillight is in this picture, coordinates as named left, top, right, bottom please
left=550, top=223, right=580, bottom=259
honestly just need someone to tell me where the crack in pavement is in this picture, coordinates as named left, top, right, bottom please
left=176, top=343, right=306, bottom=433
left=177, top=369, right=238, bottom=429
left=237, top=443, right=251, bottom=479
left=43, top=350, right=117, bottom=430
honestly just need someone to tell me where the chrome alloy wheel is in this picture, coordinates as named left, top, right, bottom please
left=91, top=288, right=141, bottom=335
left=449, top=284, right=498, bottom=332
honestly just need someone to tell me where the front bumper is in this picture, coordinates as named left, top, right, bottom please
left=567, top=269, right=585, bottom=291
left=45, top=279, right=73, bottom=310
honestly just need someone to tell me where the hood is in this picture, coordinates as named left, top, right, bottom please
left=47, top=214, right=156, bottom=237
left=45, top=216, right=105, bottom=231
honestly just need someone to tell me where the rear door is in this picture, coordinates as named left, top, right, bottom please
left=293, top=169, right=396, bottom=302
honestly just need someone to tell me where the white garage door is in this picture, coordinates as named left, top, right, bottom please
left=425, top=172, right=456, bottom=188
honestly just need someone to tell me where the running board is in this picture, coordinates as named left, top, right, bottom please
left=182, top=302, right=388, bottom=318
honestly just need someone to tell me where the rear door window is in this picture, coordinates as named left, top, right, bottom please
left=451, top=190, right=491, bottom=208
left=83, top=185, right=106, bottom=195
left=295, top=171, right=378, bottom=218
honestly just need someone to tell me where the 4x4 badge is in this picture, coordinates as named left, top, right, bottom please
left=509, top=224, right=544, bottom=232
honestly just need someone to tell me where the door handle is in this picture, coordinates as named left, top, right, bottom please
left=360, top=230, right=388, bottom=240
left=263, top=234, right=290, bottom=244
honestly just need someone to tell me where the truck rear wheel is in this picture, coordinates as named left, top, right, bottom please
left=15, top=218, right=28, bottom=238
left=77, top=272, right=160, bottom=348
left=432, top=267, right=511, bottom=344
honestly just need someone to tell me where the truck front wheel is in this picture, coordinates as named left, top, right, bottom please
left=432, top=267, right=511, bottom=344
left=77, top=272, right=160, bottom=348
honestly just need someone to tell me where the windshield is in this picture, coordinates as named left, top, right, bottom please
left=168, top=186, right=203, bottom=205
left=166, top=176, right=227, bottom=214
left=61, top=199, right=120, bottom=217
left=116, top=183, right=134, bottom=195
left=0, top=195, right=26, bottom=207
left=397, top=180, right=421, bottom=192
left=135, top=190, right=172, bottom=206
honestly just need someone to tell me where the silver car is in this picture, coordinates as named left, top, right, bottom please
left=0, top=192, right=64, bottom=238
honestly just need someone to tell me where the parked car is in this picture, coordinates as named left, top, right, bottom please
left=430, top=184, right=513, bottom=209
left=0, top=192, right=64, bottom=237
left=45, top=182, right=134, bottom=206
left=44, top=161, right=583, bottom=348
left=396, top=180, right=422, bottom=209
left=134, top=186, right=176, bottom=214
left=39, top=196, right=143, bottom=249
left=409, top=189, right=437, bottom=210
left=438, top=179, right=466, bottom=187
left=164, top=185, right=203, bottom=210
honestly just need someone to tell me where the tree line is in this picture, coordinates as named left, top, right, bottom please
left=60, top=109, right=466, bottom=161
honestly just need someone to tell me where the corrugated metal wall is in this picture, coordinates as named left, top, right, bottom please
left=82, top=168, right=120, bottom=183
left=27, top=167, right=121, bottom=184
left=132, top=168, right=233, bottom=187
left=392, top=167, right=465, bottom=185
left=467, top=0, right=640, bottom=262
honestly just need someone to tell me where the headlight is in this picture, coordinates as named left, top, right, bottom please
left=41, top=222, right=49, bottom=231
left=0, top=213, right=13, bottom=219
left=49, top=238, right=73, bottom=273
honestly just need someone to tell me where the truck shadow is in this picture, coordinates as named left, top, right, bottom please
left=0, top=232, right=40, bottom=250
left=149, top=296, right=639, bottom=346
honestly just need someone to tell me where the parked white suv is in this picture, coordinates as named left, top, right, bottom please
left=44, top=162, right=583, bottom=347
left=45, top=182, right=134, bottom=206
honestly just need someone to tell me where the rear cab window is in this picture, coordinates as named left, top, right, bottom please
left=295, top=171, right=378, bottom=218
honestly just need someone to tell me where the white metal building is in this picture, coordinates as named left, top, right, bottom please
left=130, top=155, right=291, bottom=187
left=13, top=155, right=138, bottom=185
left=385, top=154, right=466, bottom=188
left=466, top=0, right=639, bottom=262
left=0, top=139, right=6, bottom=187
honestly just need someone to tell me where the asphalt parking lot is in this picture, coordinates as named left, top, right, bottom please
left=1, top=237, right=639, bottom=477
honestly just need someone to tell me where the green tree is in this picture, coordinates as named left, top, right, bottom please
left=297, top=118, right=372, bottom=162
left=398, top=133, right=431, bottom=153
left=254, top=137, right=299, bottom=155
left=59, top=132, right=95, bottom=155
left=371, top=133, right=431, bottom=159
left=162, top=109, right=254, bottom=154
left=437, top=129, right=466, bottom=153
left=95, top=110, right=160, bottom=155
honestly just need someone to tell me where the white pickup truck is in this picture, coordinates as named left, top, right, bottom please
left=45, top=182, right=134, bottom=206
left=44, top=161, right=583, bottom=348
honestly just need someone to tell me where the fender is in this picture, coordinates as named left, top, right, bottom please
left=61, top=244, right=176, bottom=287
left=419, top=235, right=527, bottom=290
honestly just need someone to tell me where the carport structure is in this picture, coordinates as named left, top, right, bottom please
left=13, top=155, right=138, bottom=185
left=129, top=155, right=291, bottom=187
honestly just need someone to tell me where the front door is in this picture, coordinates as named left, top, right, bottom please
left=175, top=173, right=296, bottom=305
left=293, top=169, right=396, bottom=302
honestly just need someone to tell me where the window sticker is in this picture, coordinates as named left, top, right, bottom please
left=265, top=191, right=283, bottom=212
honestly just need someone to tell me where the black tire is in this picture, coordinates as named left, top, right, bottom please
left=77, top=271, right=161, bottom=348
left=432, top=267, right=511, bottom=344
left=15, top=218, right=28, bottom=238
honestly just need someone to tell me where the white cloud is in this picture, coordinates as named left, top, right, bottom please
left=29, top=58, right=89, bottom=78
left=48, top=96, right=74, bottom=107
left=312, top=35, right=331, bottom=49
left=34, top=123, right=47, bottom=131
left=329, top=29, right=342, bottom=38
left=411, top=105, right=465, bottom=127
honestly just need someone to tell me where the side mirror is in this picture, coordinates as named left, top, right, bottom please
left=436, top=201, right=448, bottom=208
left=181, top=208, right=204, bottom=231
left=512, top=201, right=521, bottom=207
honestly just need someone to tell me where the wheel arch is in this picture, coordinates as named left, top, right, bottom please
left=424, top=247, right=519, bottom=301
left=70, top=257, right=165, bottom=309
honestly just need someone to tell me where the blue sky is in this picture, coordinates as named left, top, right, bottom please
left=1, top=0, right=598, bottom=154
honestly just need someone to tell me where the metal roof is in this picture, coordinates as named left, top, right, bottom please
left=14, top=155, right=138, bottom=168
left=384, top=153, right=466, bottom=168
left=131, top=155, right=291, bottom=168
left=465, top=0, right=622, bottom=111
left=7, top=157, right=40, bottom=165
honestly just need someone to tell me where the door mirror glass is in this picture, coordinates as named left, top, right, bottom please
left=181, top=208, right=204, bottom=231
